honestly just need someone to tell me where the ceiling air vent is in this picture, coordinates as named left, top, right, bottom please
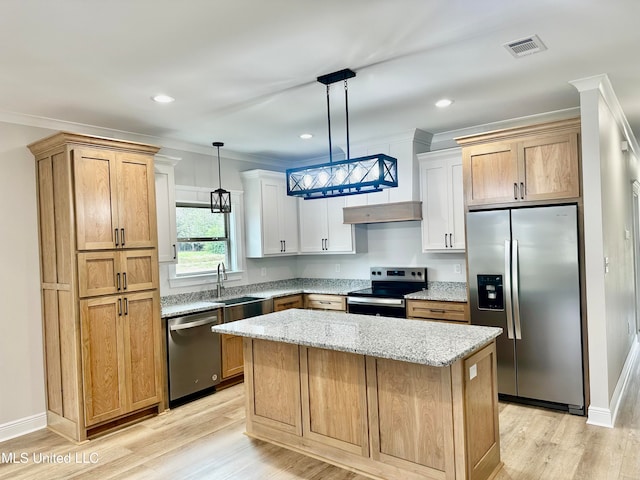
left=503, top=35, right=547, bottom=58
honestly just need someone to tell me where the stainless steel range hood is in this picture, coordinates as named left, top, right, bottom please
left=343, top=201, right=422, bottom=224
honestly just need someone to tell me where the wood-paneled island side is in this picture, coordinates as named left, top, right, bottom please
left=213, top=309, right=503, bottom=480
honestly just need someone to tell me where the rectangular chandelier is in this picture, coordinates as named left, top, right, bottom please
left=286, top=153, right=398, bottom=199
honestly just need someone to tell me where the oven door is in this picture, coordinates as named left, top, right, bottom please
left=346, top=296, right=406, bottom=318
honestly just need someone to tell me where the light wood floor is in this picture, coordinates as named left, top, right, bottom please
left=2, top=353, right=640, bottom=480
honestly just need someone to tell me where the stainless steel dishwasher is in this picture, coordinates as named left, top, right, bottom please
left=167, top=310, right=222, bottom=404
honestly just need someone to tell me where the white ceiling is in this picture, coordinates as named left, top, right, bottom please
left=2, top=0, right=639, bottom=162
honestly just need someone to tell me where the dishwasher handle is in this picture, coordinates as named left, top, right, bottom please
left=169, top=315, right=219, bottom=331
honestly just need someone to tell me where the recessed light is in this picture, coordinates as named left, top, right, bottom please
left=299, top=133, right=313, bottom=140
left=435, top=98, right=453, bottom=108
left=152, top=94, right=175, bottom=103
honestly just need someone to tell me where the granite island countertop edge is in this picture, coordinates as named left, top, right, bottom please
left=212, top=309, right=501, bottom=367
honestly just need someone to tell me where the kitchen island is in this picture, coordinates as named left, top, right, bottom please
left=213, top=309, right=502, bottom=480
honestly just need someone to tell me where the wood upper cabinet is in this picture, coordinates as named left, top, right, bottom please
left=457, top=118, right=580, bottom=207
left=81, top=291, right=161, bottom=426
left=74, top=148, right=157, bottom=250
left=77, top=249, right=159, bottom=298
left=418, top=148, right=465, bottom=251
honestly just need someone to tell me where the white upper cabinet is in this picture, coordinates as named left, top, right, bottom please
left=343, top=130, right=432, bottom=208
left=418, top=148, right=465, bottom=252
left=154, top=155, right=180, bottom=263
left=299, top=196, right=354, bottom=254
left=241, top=170, right=299, bottom=258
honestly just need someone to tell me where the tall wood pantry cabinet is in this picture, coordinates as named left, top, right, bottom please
left=28, top=132, right=164, bottom=442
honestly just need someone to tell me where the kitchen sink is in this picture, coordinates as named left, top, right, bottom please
left=222, top=296, right=273, bottom=323
left=222, top=296, right=264, bottom=306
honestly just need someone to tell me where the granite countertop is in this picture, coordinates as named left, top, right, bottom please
left=161, top=300, right=225, bottom=318
left=161, top=279, right=468, bottom=319
left=406, top=282, right=468, bottom=302
left=212, top=309, right=501, bottom=367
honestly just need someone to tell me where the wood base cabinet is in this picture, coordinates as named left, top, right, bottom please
left=244, top=338, right=501, bottom=480
left=29, top=132, right=164, bottom=442
left=407, top=299, right=469, bottom=323
left=221, top=334, right=245, bottom=379
left=273, top=294, right=304, bottom=311
left=80, top=291, right=161, bottom=426
left=304, top=294, right=346, bottom=311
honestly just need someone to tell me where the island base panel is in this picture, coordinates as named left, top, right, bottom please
left=244, top=338, right=501, bottom=480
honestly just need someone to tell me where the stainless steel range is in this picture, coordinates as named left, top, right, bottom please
left=347, top=267, right=427, bottom=317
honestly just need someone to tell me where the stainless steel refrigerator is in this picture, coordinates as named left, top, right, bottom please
left=466, top=205, right=584, bottom=414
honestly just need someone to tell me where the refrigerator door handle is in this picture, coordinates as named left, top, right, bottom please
left=512, top=239, right=523, bottom=339
left=504, top=239, right=515, bottom=340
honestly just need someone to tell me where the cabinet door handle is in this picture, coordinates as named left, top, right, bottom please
left=121, top=228, right=125, bottom=246
left=123, top=272, right=127, bottom=290
left=429, top=308, right=447, bottom=313
left=117, top=273, right=121, bottom=291
left=115, top=228, right=119, bottom=247
left=283, top=240, right=286, bottom=252
left=449, top=233, right=453, bottom=247
left=173, top=244, right=177, bottom=260
left=118, top=298, right=122, bottom=316
left=444, top=234, right=449, bottom=248
left=124, top=298, right=128, bottom=316
left=513, top=183, right=518, bottom=200
left=520, top=182, right=525, bottom=200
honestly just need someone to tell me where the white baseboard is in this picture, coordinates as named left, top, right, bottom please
left=586, top=406, right=613, bottom=428
left=0, top=412, right=47, bottom=443
left=587, top=338, right=639, bottom=428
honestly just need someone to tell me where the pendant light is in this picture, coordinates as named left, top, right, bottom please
left=210, top=141, right=231, bottom=213
left=286, top=68, right=398, bottom=199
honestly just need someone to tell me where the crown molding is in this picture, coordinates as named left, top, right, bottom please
left=0, top=109, right=285, bottom=167
left=430, top=107, right=581, bottom=148
left=569, top=74, right=640, bottom=157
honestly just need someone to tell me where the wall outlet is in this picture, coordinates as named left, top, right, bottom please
left=454, top=263, right=461, bottom=274
left=335, top=264, right=341, bottom=273
left=261, top=267, right=267, bottom=277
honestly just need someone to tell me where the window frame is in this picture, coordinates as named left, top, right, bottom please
left=168, top=186, right=245, bottom=289
left=175, top=202, right=231, bottom=277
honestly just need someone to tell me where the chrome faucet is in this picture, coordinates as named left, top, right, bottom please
left=216, top=262, right=227, bottom=298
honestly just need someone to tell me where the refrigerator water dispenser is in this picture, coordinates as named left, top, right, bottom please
left=477, top=275, right=504, bottom=310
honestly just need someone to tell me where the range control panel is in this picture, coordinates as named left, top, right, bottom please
left=370, top=267, right=427, bottom=282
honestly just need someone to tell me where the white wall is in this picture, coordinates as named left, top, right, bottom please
left=573, top=75, right=639, bottom=426
left=296, top=221, right=466, bottom=281
left=0, top=122, right=52, bottom=435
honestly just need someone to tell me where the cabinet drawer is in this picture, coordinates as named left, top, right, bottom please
left=274, top=294, right=304, bottom=312
left=406, top=300, right=468, bottom=323
left=304, top=294, right=346, bottom=311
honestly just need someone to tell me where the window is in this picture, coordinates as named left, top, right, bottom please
left=175, top=204, right=230, bottom=276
